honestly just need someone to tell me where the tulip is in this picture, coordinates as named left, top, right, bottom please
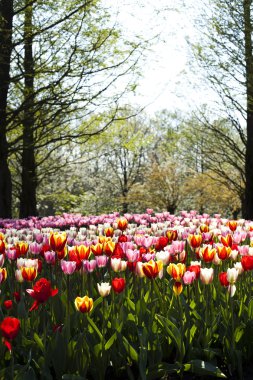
left=142, top=260, right=163, bottom=279
left=111, top=277, right=126, bottom=293
left=26, top=277, right=58, bottom=311
left=199, top=245, right=216, bottom=263
left=0, top=317, right=20, bottom=352
left=82, top=259, right=97, bottom=273
left=188, top=234, right=202, bottom=249
left=200, top=268, right=214, bottom=284
left=103, top=241, right=116, bottom=256
left=3, top=300, right=13, bottom=310
left=216, top=244, right=231, bottom=260
left=95, top=255, right=108, bottom=268
left=111, top=257, right=122, bottom=272
left=97, top=282, right=111, bottom=297
left=116, top=218, right=128, bottom=231
left=90, top=243, right=103, bottom=256
left=104, top=227, right=114, bottom=237
left=0, top=239, right=5, bottom=254
left=135, top=262, right=145, bottom=278
left=73, top=245, right=90, bottom=260
left=49, top=231, right=67, bottom=252
left=234, top=262, right=244, bottom=275
left=0, top=268, right=7, bottom=283
left=21, top=267, right=37, bottom=282
left=228, top=284, right=236, bottom=297
left=16, top=241, right=29, bottom=257
left=61, top=260, right=76, bottom=275
left=219, top=272, right=229, bottom=287
left=241, top=255, right=253, bottom=271
left=226, top=268, right=238, bottom=284
left=183, top=271, right=196, bottom=285
left=173, top=281, right=183, bottom=296
left=44, top=251, right=56, bottom=264
left=220, top=234, right=233, bottom=247
left=74, top=295, right=93, bottom=313
left=227, top=220, right=237, bottom=232
left=5, top=248, right=17, bottom=261
left=166, top=229, right=178, bottom=242
left=167, top=263, right=186, bottom=281
left=15, top=269, right=24, bottom=283
left=187, top=264, right=201, bottom=278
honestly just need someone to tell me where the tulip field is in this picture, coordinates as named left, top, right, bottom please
left=1, top=210, right=253, bottom=379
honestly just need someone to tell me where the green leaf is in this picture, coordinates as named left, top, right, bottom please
left=234, top=325, right=244, bottom=343
left=33, top=332, right=44, bottom=352
left=105, top=332, right=117, bottom=350
left=185, top=360, right=227, bottom=378
left=147, top=363, right=180, bottom=380
left=156, top=314, right=185, bottom=358
left=122, top=336, right=139, bottom=362
left=16, top=367, right=37, bottom=380
left=126, top=297, right=135, bottom=312
left=87, top=316, right=102, bottom=340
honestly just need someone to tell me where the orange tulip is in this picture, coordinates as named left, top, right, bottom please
left=103, top=241, right=116, bottom=256
left=167, top=263, right=186, bottom=281
left=220, top=234, right=233, bottom=247
left=49, top=232, right=67, bottom=252
left=199, top=224, right=209, bottom=233
left=104, top=227, right=114, bottom=237
left=74, top=296, right=93, bottom=313
left=142, top=260, right=163, bottom=279
left=166, top=229, right=178, bottom=243
left=199, top=245, right=216, bottom=263
left=217, top=245, right=231, bottom=260
left=0, top=239, right=5, bottom=254
left=227, top=220, right=237, bottom=232
left=0, top=268, right=7, bottom=283
left=16, top=241, right=29, bottom=256
left=116, top=218, right=128, bottom=231
left=0, top=232, right=5, bottom=240
left=21, top=267, right=37, bottom=282
left=188, top=234, right=203, bottom=249
left=73, top=245, right=90, bottom=261
left=90, top=243, right=103, bottom=256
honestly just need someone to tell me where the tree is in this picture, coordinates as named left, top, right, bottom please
left=191, top=0, right=253, bottom=219
left=0, top=0, right=146, bottom=218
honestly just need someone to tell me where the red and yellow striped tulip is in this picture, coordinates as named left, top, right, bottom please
left=217, top=245, right=231, bottom=260
left=49, top=232, right=67, bottom=252
left=142, top=260, right=163, bottom=279
left=173, top=281, right=183, bottom=296
left=21, top=267, right=37, bottom=282
left=167, top=263, right=186, bottom=281
left=90, top=243, right=103, bottom=256
left=188, top=234, right=203, bottom=249
left=16, top=241, right=29, bottom=257
left=199, top=245, right=216, bottom=263
left=74, top=296, right=93, bottom=313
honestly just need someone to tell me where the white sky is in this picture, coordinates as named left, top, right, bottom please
left=102, top=0, right=216, bottom=115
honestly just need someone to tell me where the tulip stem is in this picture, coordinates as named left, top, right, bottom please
left=177, top=295, right=184, bottom=380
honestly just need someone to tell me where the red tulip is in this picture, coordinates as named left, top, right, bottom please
left=219, top=272, right=229, bottom=287
left=155, top=236, right=169, bottom=251
left=26, top=277, right=58, bottom=311
left=241, top=255, right=253, bottom=271
left=187, top=265, right=201, bottom=279
left=111, top=278, right=126, bottom=293
left=0, top=317, right=20, bottom=352
left=13, top=292, right=21, bottom=303
left=118, top=234, right=128, bottom=243
left=3, top=300, right=13, bottom=310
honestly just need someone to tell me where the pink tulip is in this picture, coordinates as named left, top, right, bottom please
left=0, top=254, right=4, bottom=267
left=82, top=260, right=97, bottom=273
left=95, top=255, right=108, bottom=268
left=183, top=271, right=196, bottom=285
left=44, top=251, right=56, bottom=265
left=61, top=260, right=76, bottom=274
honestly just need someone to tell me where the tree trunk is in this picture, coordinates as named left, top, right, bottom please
left=19, top=0, right=37, bottom=218
left=0, top=0, right=14, bottom=218
left=243, top=0, right=253, bottom=220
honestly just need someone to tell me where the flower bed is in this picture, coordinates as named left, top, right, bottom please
left=0, top=210, right=253, bottom=379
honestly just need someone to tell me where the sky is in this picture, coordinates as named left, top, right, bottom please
left=102, top=0, right=215, bottom=116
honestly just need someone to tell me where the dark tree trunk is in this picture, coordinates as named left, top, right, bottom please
left=0, top=0, right=13, bottom=218
left=19, top=0, right=37, bottom=218
left=243, top=0, right=253, bottom=220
